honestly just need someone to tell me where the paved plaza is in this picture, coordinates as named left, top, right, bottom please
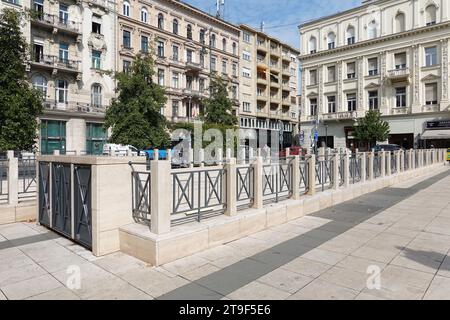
left=1, top=166, right=450, bottom=300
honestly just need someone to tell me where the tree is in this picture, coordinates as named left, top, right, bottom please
left=353, top=110, right=390, bottom=149
left=202, top=74, right=237, bottom=126
left=104, top=54, right=170, bottom=149
left=0, top=9, right=43, bottom=151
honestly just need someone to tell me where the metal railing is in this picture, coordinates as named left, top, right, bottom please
left=349, top=153, right=362, bottom=184
left=236, top=165, right=254, bottom=210
left=0, top=158, right=8, bottom=204
left=299, top=156, right=309, bottom=194
left=171, top=167, right=227, bottom=225
left=338, top=152, right=346, bottom=186
left=131, top=170, right=151, bottom=226
left=263, top=158, right=293, bottom=204
left=18, top=155, right=36, bottom=202
left=316, top=153, right=334, bottom=191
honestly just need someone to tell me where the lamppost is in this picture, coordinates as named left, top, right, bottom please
left=325, top=123, right=329, bottom=148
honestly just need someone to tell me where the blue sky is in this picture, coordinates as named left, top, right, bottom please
left=183, top=0, right=361, bottom=49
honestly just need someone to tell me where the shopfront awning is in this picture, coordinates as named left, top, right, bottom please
left=421, top=130, right=450, bottom=140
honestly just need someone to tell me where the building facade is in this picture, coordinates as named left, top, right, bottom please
left=24, top=0, right=117, bottom=154
left=239, top=24, right=300, bottom=148
left=299, top=0, right=450, bottom=150
left=116, top=0, right=240, bottom=124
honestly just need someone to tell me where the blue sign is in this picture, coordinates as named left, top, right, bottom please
left=314, top=130, right=319, bottom=142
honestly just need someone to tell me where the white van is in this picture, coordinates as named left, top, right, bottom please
left=102, top=144, right=139, bottom=156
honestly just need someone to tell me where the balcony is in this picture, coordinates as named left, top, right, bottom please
left=30, top=55, right=81, bottom=75
left=270, top=81, right=280, bottom=89
left=257, top=76, right=267, bottom=85
left=282, top=67, right=290, bottom=76
left=257, top=58, right=267, bottom=69
left=391, top=107, right=410, bottom=115
left=185, top=61, right=202, bottom=72
left=387, top=68, right=410, bottom=82
left=282, top=82, right=290, bottom=91
left=30, top=11, right=81, bottom=37
left=322, top=111, right=358, bottom=121
left=183, top=88, right=206, bottom=98
left=257, top=41, right=268, bottom=53
left=120, top=45, right=134, bottom=57
left=257, top=95, right=268, bottom=102
left=282, top=54, right=291, bottom=62
left=270, top=48, right=280, bottom=58
left=281, top=97, right=290, bottom=107
left=43, top=100, right=106, bottom=116
left=270, top=95, right=281, bottom=104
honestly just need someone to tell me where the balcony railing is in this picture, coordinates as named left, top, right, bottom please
left=30, top=11, right=81, bottom=34
left=43, top=100, right=106, bottom=114
left=30, top=55, right=80, bottom=72
left=387, top=68, right=410, bottom=78
left=322, top=111, right=358, bottom=120
left=185, top=61, right=202, bottom=71
left=183, top=88, right=206, bottom=98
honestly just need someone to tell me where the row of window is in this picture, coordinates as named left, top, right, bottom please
left=308, top=47, right=439, bottom=85
left=308, top=4, right=438, bottom=54
left=308, top=83, right=438, bottom=115
left=122, top=3, right=237, bottom=55
left=32, top=74, right=103, bottom=107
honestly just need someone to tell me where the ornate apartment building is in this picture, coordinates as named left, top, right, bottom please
left=239, top=24, right=300, bottom=148
left=299, top=0, right=450, bottom=150
left=1, top=0, right=117, bottom=154
left=116, top=0, right=240, bottom=123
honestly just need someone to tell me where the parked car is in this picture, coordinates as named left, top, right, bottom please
left=447, top=148, right=450, bottom=162
left=373, top=144, right=403, bottom=152
left=102, top=144, right=139, bottom=156
left=140, top=148, right=174, bottom=160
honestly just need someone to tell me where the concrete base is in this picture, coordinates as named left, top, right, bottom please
left=119, top=163, right=446, bottom=266
left=0, top=201, right=37, bottom=225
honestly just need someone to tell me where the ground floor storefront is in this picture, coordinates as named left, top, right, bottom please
left=39, top=116, right=107, bottom=155
left=300, top=113, right=450, bottom=151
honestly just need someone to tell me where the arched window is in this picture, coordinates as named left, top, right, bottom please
left=395, top=13, right=405, bottom=32
left=222, top=38, right=226, bottom=51
left=327, top=32, right=335, bottom=49
left=157, top=13, right=164, bottom=29
left=172, top=19, right=178, bottom=35
left=199, top=29, right=205, bottom=44
left=32, top=74, right=47, bottom=97
left=140, top=7, right=148, bottom=23
left=187, top=24, right=192, bottom=40
left=91, top=83, right=102, bottom=108
left=367, top=20, right=377, bottom=39
left=123, top=1, right=130, bottom=17
left=210, top=34, right=216, bottom=48
left=232, top=42, right=237, bottom=55
left=308, top=36, right=317, bottom=54
left=346, top=26, right=355, bottom=45
left=425, top=5, right=437, bottom=26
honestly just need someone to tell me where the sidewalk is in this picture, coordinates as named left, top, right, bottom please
left=1, top=166, right=450, bottom=300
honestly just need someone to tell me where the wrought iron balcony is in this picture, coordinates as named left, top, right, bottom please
left=30, top=11, right=81, bottom=35
left=43, top=100, right=106, bottom=115
left=182, top=88, right=206, bottom=98
left=322, top=111, right=358, bottom=120
left=30, top=55, right=80, bottom=73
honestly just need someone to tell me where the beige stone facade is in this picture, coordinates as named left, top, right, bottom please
left=238, top=24, right=300, bottom=146
left=299, top=0, right=450, bottom=150
left=116, top=0, right=240, bottom=122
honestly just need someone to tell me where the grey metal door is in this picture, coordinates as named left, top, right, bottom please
left=51, top=163, right=71, bottom=237
left=38, top=162, right=51, bottom=227
left=74, top=165, right=92, bottom=248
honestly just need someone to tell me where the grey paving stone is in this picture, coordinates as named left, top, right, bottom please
left=301, top=248, right=347, bottom=266
left=288, top=278, right=359, bottom=300
left=93, top=251, right=148, bottom=275
left=257, top=268, right=314, bottom=294
left=181, top=264, right=221, bottom=281
left=1, top=274, right=62, bottom=300
left=0, top=261, right=48, bottom=287
left=161, top=255, right=210, bottom=276
left=26, top=286, right=80, bottom=300
left=423, top=276, right=450, bottom=300
left=318, top=266, right=369, bottom=292
left=281, top=257, right=332, bottom=278
left=158, top=282, right=223, bottom=300
left=227, top=281, right=291, bottom=300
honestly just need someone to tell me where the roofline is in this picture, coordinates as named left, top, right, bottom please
left=298, top=0, right=387, bottom=30
left=239, top=24, right=300, bottom=54
left=172, top=0, right=240, bottom=34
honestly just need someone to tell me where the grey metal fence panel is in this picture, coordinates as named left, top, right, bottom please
left=18, top=156, right=37, bottom=202
left=51, top=163, right=71, bottom=237
left=131, top=171, right=151, bottom=226
left=373, top=153, right=382, bottom=178
left=263, top=159, right=293, bottom=204
left=171, top=167, right=226, bottom=225
left=38, top=162, right=51, bottom=227
left=349, top=154, right=362, bottom=184
left=390, top=152, right=397, bottom=174
left=299, top=156, right=309, bottom=194
left=0, top=158, right=8, bottom=204
left=74, top=165, right=92, bottom=249
left=236, top=166, right=254, bottom=210
left=315, top=154, right=334, bottom=191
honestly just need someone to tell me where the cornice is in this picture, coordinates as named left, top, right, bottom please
left=300, top=22, right=450, bottom=62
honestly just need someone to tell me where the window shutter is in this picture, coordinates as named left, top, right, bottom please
left=426, top=84, right=437, bottom=101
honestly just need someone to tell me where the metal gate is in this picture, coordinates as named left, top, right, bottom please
left=74, top=165, right=92, bottom=248
left=51, top=163, right=71, bottom=237
left=38, top=162, right=92, bottom=249
left=39, top=162, right=51, bottom=227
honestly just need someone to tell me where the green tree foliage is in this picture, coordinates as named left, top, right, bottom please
left=353, top=110, right=390, bottom=149
left=0, top=9, right=43, bottom=151
left=104, top=54, right=170, bottom=149
left=202, top=74, right=238, bottom=126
